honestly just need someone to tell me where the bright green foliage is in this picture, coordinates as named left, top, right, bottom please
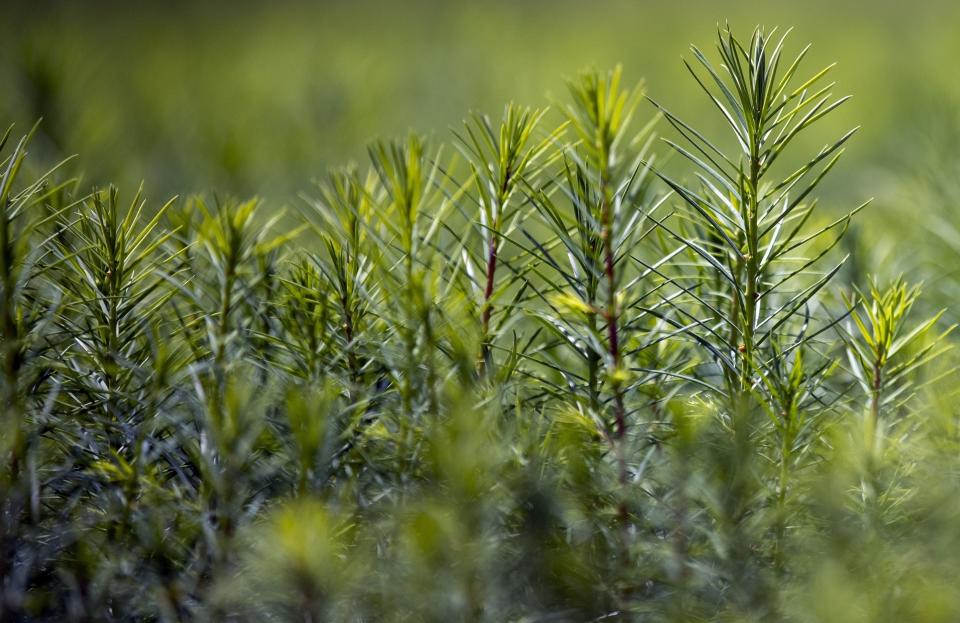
left=844, top=278, right=954, bottom=456
left=1, top=26, right=958, bottom=623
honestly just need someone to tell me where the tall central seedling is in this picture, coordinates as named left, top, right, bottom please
left=648, top=27, right=864, bottom=606
left=651, top=27, right=862, bottom=411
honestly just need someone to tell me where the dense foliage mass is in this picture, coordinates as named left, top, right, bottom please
left=1, top=27, right=958, bottom=622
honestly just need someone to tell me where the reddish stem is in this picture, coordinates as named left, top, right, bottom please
left=478, top=233, right=498, bottom=373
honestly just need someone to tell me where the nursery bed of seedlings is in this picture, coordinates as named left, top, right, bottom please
left=2, top=27, right=959, bottom=622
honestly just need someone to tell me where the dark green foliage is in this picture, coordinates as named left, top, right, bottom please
left=1, top=26, right=957, bottom=623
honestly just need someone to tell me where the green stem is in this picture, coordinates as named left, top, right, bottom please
left=867, top=361, right=882, bottom=460
left=775, top=423, right=791, bottom=566
left=740, top=152, right=761, bottom=406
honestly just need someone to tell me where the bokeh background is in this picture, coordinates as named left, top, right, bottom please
left=4, top=0, right=960, bottom=303
left=3, top=0, right=959, bottom=205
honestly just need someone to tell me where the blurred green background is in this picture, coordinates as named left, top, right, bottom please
left=3, top=0, right=959, bottom=207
